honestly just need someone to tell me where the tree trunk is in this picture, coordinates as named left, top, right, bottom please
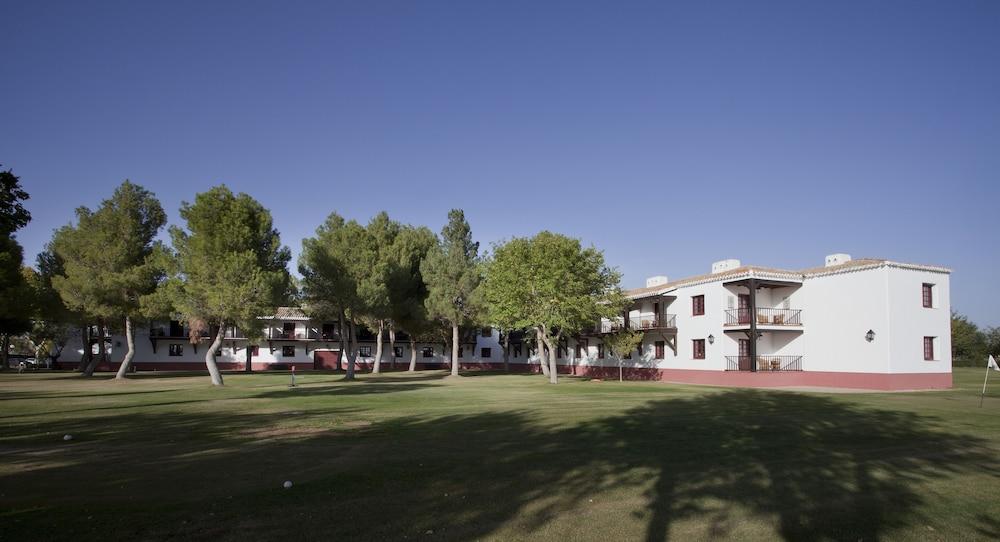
left=0, top=334, right=8, bottom=372
left=77, top=326, right=92, bottom=374
left=408, top=337, right=417, bottom=372
left=545, top=334, right=559, bottom=384
left=204, top=326, right=225, bottom=386
left=81, top=321, right=105, bottom=377
left=450, top=324, right=460, bottom=377
left=114, top=316, right=136, bottom=380
left=345, top=318, right=358, bottom=380
left=536, top=327, right=549, bottom=377
left=373, top=320, right=384, bottom=374
left=389, top=327, right=396, bottom=370
left=502, top=330, right=510, bottom=373
left=538, top=326, right=558, bottom=384
left=96, top=320, right=107, bottom=370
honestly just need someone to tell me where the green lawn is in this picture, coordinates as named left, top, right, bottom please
left=2, top=368, right=999, bottom=541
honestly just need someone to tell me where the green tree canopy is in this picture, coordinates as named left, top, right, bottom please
left=0, top=166, right=31, bottom=237
left=51, top=181, right=168, bottom=378
left=164, top=185, right=290, bottom=385
left=421, top=209, right=483, bottom=377
left=952, top=311, right=988, bottom=367
left=0, top=167, right=32, bottom=370
left=386, top=225, right=437, bottom=371
left=299, top=212, right=370, bottom=380
left=483, top=231, right=625, bottom=383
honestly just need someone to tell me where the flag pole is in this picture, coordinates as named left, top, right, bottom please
left=981, top=362, right=991, bottom=408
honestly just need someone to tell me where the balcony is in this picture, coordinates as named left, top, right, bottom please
left=629, top=313, right=677, bottom=331
left=724, top=308, right=802, bottom=327
left=599, top=319, right=626, bottom=333
left=725, top=355, right=803, bottom=372
left=596, top=313, right=676, bottom=334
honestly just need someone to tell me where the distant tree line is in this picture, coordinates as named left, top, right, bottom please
left=1, top=166, right=629, bottom=385
left=951, top=312, right=1000, bottom=367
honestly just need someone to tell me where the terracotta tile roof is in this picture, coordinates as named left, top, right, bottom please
left=625, top=258, right=949, bottom=299
left=259, top=306, right=310, bottom=320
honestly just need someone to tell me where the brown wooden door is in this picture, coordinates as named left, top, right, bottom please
left=313, top=350, right=340, bottom=370
left=738, top=295, right=751, bottom=324
left=738, top=339, right=751, bottom=371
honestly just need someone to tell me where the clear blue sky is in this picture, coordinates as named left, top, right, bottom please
left=2, top=1, right=998, bottom=326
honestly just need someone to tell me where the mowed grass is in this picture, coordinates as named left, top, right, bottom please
left=2, top=369, right=999, bottom=541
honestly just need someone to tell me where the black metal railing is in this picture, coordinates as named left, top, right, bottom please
left=725, top=355, right=803, bottom=371
left=724, top=308, right=802, bottom=326
left=629, top=313, right=677, bottom=330
left=598, top=313, right=677, bottom=333
left=599, top=319, right=626, bottom=333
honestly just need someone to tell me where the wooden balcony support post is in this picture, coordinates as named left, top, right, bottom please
left=748, top=277, right=758, bottom=372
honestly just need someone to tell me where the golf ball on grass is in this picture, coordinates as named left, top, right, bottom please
left=63, top=434, right=73, bottom=441
left=283, top=480, right=293, bottom=489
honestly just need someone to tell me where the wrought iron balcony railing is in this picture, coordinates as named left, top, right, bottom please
left=724, top=308, right=802, bottom=326
left=725, top=355, right=803, bottom=372
left=629, top=313, right=677, bottom=330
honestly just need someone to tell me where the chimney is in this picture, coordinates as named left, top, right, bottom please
left=824, top=253, right=852, bottom=267
left=645, top=275, right=669, bottom=288
left=711, top=259, right=742, bottom=274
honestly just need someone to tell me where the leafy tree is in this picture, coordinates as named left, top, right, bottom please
left=386, top=225, right=437, bottom=371
left=359, top=212, right=401, bottom=374
left=0, top=166, right=31, bottom=237
left=0, top=237, right=32, bottom=371
left=51, top=181, right=167, bottom=379
left=483, top=231, right=625, bottom=383
left=0, top=166, right=32, bottom=371
left=483, top=239, right=532, bottom=373
left=421, top=210, right=483, bottom=377
left=299, top=213, right=368, bottom=380
left=22, top=265, right=74, bottom=366
left=163, top=186, right=290, bottom=386
left=602, top=328, right=644, bottom=381
left=951, top=311, right=987, bottom=367
left=984, top=326, right=1000, bottom=360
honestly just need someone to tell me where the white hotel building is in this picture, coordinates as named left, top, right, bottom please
left=59, top=254, right=952, bottom=390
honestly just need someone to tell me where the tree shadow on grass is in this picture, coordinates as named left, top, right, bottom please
left=256, top=381, right=443, bottom=399
left=1, top=390, right=995, bottom=541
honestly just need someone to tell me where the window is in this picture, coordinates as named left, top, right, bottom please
left=513, top=342, right=522, bottom=357
left=481, top=347, right=492, bottom=358
left=924, top=337, right=936, bottom=361
left=481, top=327, right=492, bottom=337
left=575, top=344, right=583, bottom=358
left=393, top=346, right=403, bottom=358
left=922, top=283, right=934, bottom=308
left=322, top=323, right=337, bottom=339
left=169, top=320, right=184, bottom=337
left=282, top=345, right=296, bottom=357
left=215, top=348, right=223, bottom=357
left=557, top=344, right=567, bottom=359
left=692, top=339, right=706, bottom=359
left=597, top=343, right=605, bottom=359
left=692, top=295, right=705, bottom=316
left=655, top=341, right=665, bottom=360
left=358, top=346, right=372, bottom=357
left=168, top=344, right=183, bottom=356
left=422, top=346, right=434, bottom=358
left=251, top=345, right=259, bottom=357
left=458, top=346, right=464, bottom=358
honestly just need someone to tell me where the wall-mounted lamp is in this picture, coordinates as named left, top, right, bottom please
left=707, top=334, right=715, bottom=345
left=865, top=329, right=876, bottom=342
